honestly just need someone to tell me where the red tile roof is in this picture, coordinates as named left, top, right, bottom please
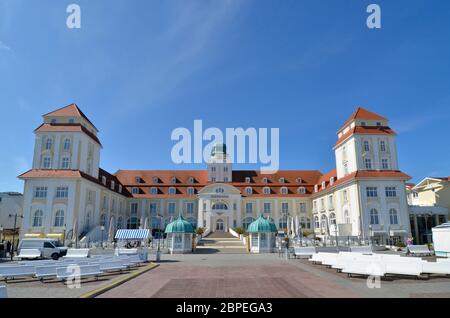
left=43, top=103, right=98, bottom=131
left=340, top=107, right=387, bottom=131
left=335, top=126, right=396, bottom=147
left=34, top=123, right=101, bottom=146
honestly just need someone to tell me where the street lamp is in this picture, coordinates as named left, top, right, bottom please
left=100, top=225, right=105, bottom=249
left=9, top=213, right=23, bottom=261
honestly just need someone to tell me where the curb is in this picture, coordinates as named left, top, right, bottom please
left=79, top=262, right=159, bottom=298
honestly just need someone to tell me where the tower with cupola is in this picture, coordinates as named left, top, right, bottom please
left=207, top=143, right=232, bottom=183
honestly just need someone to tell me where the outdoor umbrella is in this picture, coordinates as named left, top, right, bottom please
left=71, top=219, right=78, bottom=242
left=139, top=216, right=144, bottom=229
left=108, top=216, right=115, bottom=242
left=291, top=216, right=295, bottom=238
left=295, top=215, right=299, bottom=237
left=143, top=217, right=149, bottom=230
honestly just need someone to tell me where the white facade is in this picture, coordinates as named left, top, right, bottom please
left=0, top=192, right=24, bottom=230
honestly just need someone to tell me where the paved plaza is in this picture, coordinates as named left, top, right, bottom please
left=98, top=253, right=450, bottom=298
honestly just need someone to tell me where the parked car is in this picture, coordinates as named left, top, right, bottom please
left=18, top=238, right=68, bottom=260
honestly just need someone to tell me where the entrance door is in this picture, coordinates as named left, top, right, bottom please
left=216, top=219, right=224, bottom=231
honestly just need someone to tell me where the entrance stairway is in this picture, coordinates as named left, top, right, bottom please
left=196, top=231, right=247, bottom=254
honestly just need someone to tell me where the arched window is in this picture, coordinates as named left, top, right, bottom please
left=280, top=187, right=288, bottom=195
left=45, top=138, right=52, bottom=150
left=33, top=210, right=43, bottom=227
left=100, top=214, right=107, bottom=227
left=215, top=187, right=225, bottom=194
left=187, top=187, right=195, bottom=195
left=54, top=209, right=64, bottom=227
left=127, top=217, right=139, bottom=229
left=344, top=210, right=350, bottom=224
left=132, top=187, right=139, bottom=194
left=263, top=187, right=271, bottom=194
left=370, top=208, right=379, bottom=225
left=168, top=187, right=176, bottom=195
left=329, top=213, right=336, bottom=225
left=63, top=138, right=71, bottom=150
left=212, top=202, right=228, bottom=210
left=243, top=217, right=255, bottom=229
left=389, top=208, right=398, bottom=225
left=245, top=187, right=252, bottom=194
left=150, top=187, right=158, bottom=194
left=320, top=214, right=328, bottom=231
left=297, top=187, right=306, bottom=194
left=117, top=217, right=123, bottom=229
left=314, top=216, right=320, bottom=229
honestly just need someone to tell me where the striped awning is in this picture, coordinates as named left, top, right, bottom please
left=115, top=229, right=150, bottom=240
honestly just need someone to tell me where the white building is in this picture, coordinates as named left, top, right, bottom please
left=18, top=104, right=412, bottom=244
left=0, top=192, right=24, bottom=232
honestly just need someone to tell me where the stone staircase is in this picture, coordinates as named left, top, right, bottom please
left=196, top=231, right=247, bottom=254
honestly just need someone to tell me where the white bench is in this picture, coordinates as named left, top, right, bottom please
left=407, top=245, right=433, bottom=257
left=62, top=248, right=90, bottom=259
left=331, top=252, right=367, bottom=271
left=309, top=252, right=337, bottom=264
left=115, top=248, right=138, bottom=256
left=383, top=259, right=424, bottom=278
left=95, top=261, right=127, bottom=272
left=0, top=265, right=36, bottom=282
left=342, top=259, right=385, bottom=277
left=0, top=286, right=7, bottom=298
left=35, top=265, right=60, bottom=280
left=350, top=246, right=373, bottom=254
left=293, top=247, right=316, bottom=259
left=17, top=249, right=42, bottom=260
left=422, top=261, right=450, bottom=276
left=56, top=264, right=103, bottom=281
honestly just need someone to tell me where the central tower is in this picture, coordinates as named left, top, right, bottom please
left=207, top=143, right=232, bottom=183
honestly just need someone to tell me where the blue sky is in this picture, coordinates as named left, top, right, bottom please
left=0, top=0, right=449, bottom=192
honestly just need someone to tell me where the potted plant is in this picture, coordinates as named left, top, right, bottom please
left=395, top=241, right=406, bottom=251
left=196, top=227, right=205, bottom=238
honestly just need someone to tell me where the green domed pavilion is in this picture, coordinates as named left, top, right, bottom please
left=247, top=215, right=277, bottom=253
left=165, top=215, right=195, bottom=254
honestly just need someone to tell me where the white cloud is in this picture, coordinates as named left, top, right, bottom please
left=0, top=40, right=12, bottom=52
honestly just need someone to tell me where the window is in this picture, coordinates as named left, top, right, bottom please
left=297, top=187, right=306, bottom=194
left=117, top=217, right=123, bottom=230
left=212, top=202, right=228, bottom=210
left=87, top=191, right=93, bottom=202
left=262, top=177, right=268, bottom=184
left=296, top=177, right=303, bottom=183
left=171, top=176, right=177, bottom=184
left=211, top=167, right=216, bottom=172
left=130, top=202, right=138, bottom=214
left=314, top=185, right=318, bottom=193
left=366, top=187, right=378, bottom=198
left=299, top=202, right=307, bottom=213
left=168, top=202, right=176, bottom=214
left=280, top=187, right=288, bottom=195
left=211, top=177, right=216, bottom=182
left=42, top=157, right=51, bottom=169
left=63, top=138, right=71, bottom=150
left=61, top=157, right=70, bottom=169
left=363, top=140, right=370, bottom=152
left=245, top=202, right=253, bottom=214
left=34, top=187, right=48, bottom=198
left=186, top=202, right=194, bottom=214
left=389, top=208, right=398, bottom=224
left=343, top=190, right=348, bottom=202
left=149, top=203, right=157, bottom=215
left=243, top=217, right=255, bottom=229
left=313, top=201, right=317, bottom=212
left=370, top=208, right=379, bottom=225
left=110, top=181, right=115, bottom=190
left=321, top=181, right=326, bottom=189
left=100, top=214, right=107, bottom=227
left=103, top=195, right=108, bottom=209
left=187, top=187, right=194, bottom=195
left=223, top=177, right=229, bottom=182
left=102, top=176, right=106, bottom=185
left=279, top=218, right=287, bottom=229
left=188, top=177, right=194, bottom=184
left=45, top=138, right=52, bottom=150
left=118, top=185, right=122, bottom=193
left=380, top=141, right=386, bottom=152
left=376, top=122, right=382, bottom=126
left=330, top=177, right=335, bottom=186
left=245, top=177, right=251, bottom=183
left=385, top=187, right=397, bottom=197
left=301, top=217, right=311, bottom=229
left=245, top=187, right=253, bottom=194
left=344, top=210, right=350, bottom=224
left=203, top=202, right=206, bottom=211
left=329, top=213, right=336, bottom=225
left=328, top=195, right=334, bottom=209
left=33, top=210, right=43, bottom=227
left=365, top=158, right=372, bottom=169
left=320, top=215, right=328, bottom=231
left=150, top=187, right=158, bottom=194
left=153, top=177, right=159, bottom=183
left=168, top=187, right=176, bottom=195
left=224, top=166, right=228, bottom=172
left=131, top=187, right=139, bottom=194
left=381, top=158, right=389, bottom=169
left=69, top=118, right=75, bottom=123
left=135, top=177, right=141, bottom=183
left=263, top=187, right=271, bottom=194
left=343, top=162, right=349, bottom=176
left=127, top=217, right=139, bottom=229
left=281, top=202, right=289, bottom=213
left=320, top=198, right=325, bottom=211
left=361, top=121, right=366, bottom=126
left=215, top=187, right=225, bottom=194
left=314, top=216, right=320, bottom=229
left=51, top=119, right=57, bottom=124
left=279, top=177, right=285, bottom=183
left=56, top=186, right=68, bottom=198
left=54, top=209, right=64, bottom=227
left=263, top=202, right=271, bottom=213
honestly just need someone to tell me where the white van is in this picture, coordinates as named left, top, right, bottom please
left=18, top=239, right=68, bottom=260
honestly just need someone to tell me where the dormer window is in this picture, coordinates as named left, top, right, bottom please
left=131, top=187, right=139, bottom=194
left=51, top=119, right=57, bottom=124
left=168, top=187, right=176, bottom=194
left=171, top=177, right=177, bottom=184
left=69, top=118, right=75, bottom=124
left=279, top=177, right=285, bottom=183
left=153, top=177, right=159, bottom=184
left=314, top=185, right=319, bottom=193
left=245, top=187, right=253, bottom=194
left=102, top=176, right=106, bottom=185
left=296, top=177, right=303, bottom=183
left=135, top=177, right=141, bottom=183
left=280, top=187, right=288, bottom=195
left=150, top=187, right=158, bottom=195
left=361, top=121, right=366, bottom=126
left=263, top=187, right=271, bottom=194
left=330, top=177, right=335, bottom=186
left=297, top=187, right=306, bottom=194
left=188, top=177, right=195, bottom=184
left=187, top=187, right=195, bottom=195
left=118, top=185, right=122, bottom=193
left=376, top=122, right=381, bottom=126
left=321, top=181, right=326, bottom=189
left=262, top=177, right=268, bottom=184
left=111, top=181, right=115, bottom=190
left=245, top=177, right=251, bottom=183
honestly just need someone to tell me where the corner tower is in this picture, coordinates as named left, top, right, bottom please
left=207, top=143, right=232, bottom=183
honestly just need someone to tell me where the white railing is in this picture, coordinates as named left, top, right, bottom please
left=229, top=228, right=240, bottom=238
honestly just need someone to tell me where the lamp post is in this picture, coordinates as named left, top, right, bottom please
left=155, top=214, right=163, bottom=262
left=100, top=226, right=105, bottom=249
left=9, top=213, right=23, bottom=261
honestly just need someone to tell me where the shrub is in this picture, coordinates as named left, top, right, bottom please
left=302, top=230, right=312, bottom=237
left=395, top=241, right=406, bottom=248
left=196, top=227, right=205, bottom=236
left=234, top=227, right=246, bottom=235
